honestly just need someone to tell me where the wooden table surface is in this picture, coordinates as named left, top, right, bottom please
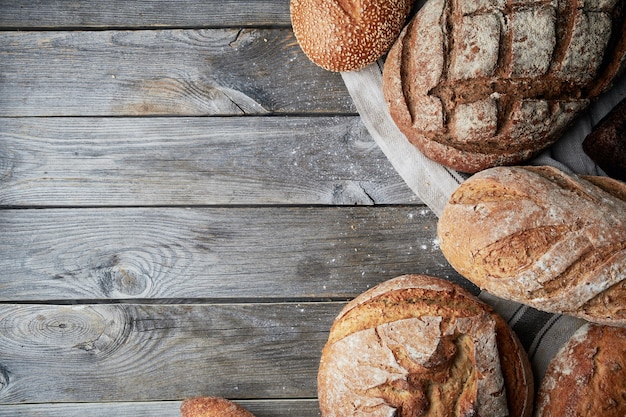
left=0, top=2, right=473, bottom=415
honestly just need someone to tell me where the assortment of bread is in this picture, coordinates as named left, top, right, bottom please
left=317, top=274, right=533, bottom=417
left=182, top=1, right=626, bottom=415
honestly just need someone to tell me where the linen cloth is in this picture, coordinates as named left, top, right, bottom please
left=341, top=62, right=626, bottom=382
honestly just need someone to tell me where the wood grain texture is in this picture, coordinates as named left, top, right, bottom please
left=0, top=116, right=417, bottom=207
left=0, top=399, right=320, bottom=417
left=0, top=1, right=464, bottom=415
left=0, top=206, right=470, bottom=301
left=0, top=29, right=354, bottom=116
left=0, top=302, right=337, bottom=403
left=0, top=0, right=292, bottom=29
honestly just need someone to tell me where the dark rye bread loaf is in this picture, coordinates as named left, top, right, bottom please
left=318, top=274, right=533, bottom=417
left=535, top=323, right=626, bottom=417
left=437, top=166, right=626, bottom=326
left=383, top=0, right=626, bottom=173
left=583, top=97, right=626, bottom=181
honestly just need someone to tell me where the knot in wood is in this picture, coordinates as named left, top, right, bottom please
left=94, top=254, right=149, bottom=297
left=0, top=364, right=10, bottom=394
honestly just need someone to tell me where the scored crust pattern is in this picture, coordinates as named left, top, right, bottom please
left=383, top=0, right=626, bottom=173
left=317, top=275, right=533, bottom=417
left=438, top=166, right=626, bottom=325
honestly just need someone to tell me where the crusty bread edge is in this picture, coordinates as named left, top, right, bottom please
left=319, top=274, right=534, bottom=417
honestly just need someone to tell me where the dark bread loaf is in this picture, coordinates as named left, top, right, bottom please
left=583, top=97, right=626, bottom=181
left=317, top=274, right=533, bottom=417
left=437, top=166, right=626, bottom=326
left=290, top=0, right=414, bottom=72
left=535, top=323, right=626, bottom=417
left=180, top=397, right=255, bottom=417
left=383, top=0, right=626, bottom=173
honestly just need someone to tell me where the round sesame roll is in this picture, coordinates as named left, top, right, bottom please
left=290, top=0, right=414, bottom=72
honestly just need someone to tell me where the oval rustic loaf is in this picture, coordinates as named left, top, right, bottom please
left=318, top=274, right=533, bottom=417
left=535, top=323, right=626, bottom=417
left=438, top=166, right=626, bottom=326
left=290, top=0, right=415, bottom=72
left=383, top=0, right=626, bottom=173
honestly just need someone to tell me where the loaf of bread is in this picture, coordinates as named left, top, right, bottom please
left=583, top=97, right=626, bottom=181
left=290, top=0, right=414, bottom=72
left=317, top=274, right=533, bottom=417
left=437, top=166, right=626, bottom=326
left=535, top=323, right=626, bottom=417
left=382, top=0, right=626, bottom=173
left=180, top=397, right=255, bottom=417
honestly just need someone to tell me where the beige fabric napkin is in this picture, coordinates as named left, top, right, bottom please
left=341, top=62, right=626, bottom=382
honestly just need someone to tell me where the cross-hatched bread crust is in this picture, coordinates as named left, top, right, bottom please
left=438, top=166, right=626, bottom=325
left=383, top=0, right=626, bottom=173
left=317, top=274, right=533, bottom=417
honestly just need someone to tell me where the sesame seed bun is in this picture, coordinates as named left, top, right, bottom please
left=290, top=0, right=414, bottom=72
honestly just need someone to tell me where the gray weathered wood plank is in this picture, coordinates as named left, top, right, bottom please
left=0, top=116, right=417, bottom=207
left=0, top=399, right=320, bottom=417
left=0, top=0, right=292, bottom=29
left=0, top=206, right=471, bottom=301
left=0, top=302, right=338, bottom=404
left=0, top=29, right=354, bottom=116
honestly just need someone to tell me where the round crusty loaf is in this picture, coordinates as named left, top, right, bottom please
left=382, top=0, right=626, bottom=173
left=290, top=0, right=414, bottom=72
left=318, top=274, right=533, bottom=417
left=437, top=165, right=626, bottom=326
left=535, top=323, right=626, bottom=417
left=180, top=397, right=255, bottom=417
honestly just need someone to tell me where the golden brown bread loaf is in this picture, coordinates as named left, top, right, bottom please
left=180, top=397, right=255, bottom=417
left=382, top=0, right=626, bottom=173
left=535, top=323, right=626, bottom=417
left=437, top=166, right=626, bottom=326
left=290, top=0, right=414, bottom=72
left=317, top=274, right=533, bottom=417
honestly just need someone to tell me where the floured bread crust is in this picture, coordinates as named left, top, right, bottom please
left=317, top=274, right=533, bottom=417
left=438, top=166, right=626, bottom=326
left=535, top=323, right=626, bottom=417
left=382, top=0, right=626, bottom=173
